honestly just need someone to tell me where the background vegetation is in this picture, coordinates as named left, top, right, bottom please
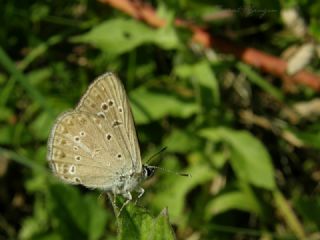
left=1, top=0, right=320, bottom=239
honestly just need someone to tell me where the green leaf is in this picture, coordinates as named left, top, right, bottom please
left=153, top=208, right=176, bottom=240
left=130, top=88, right=198, bottom=124
left=175, top=61, right=220, bottom=106
left=273, top=190, right=306, bottom=239
left=19, top=197, right=49, bottom=239
left=164, top=129, right=201, bottom=153
left=0, top=126, right=14, bottom=144
left=153, top=24, right=180, bottom=50
left=200, top=127, right=276, bottom=190
left=19, top=35, right=62, bottom=70
left=0, top=75, right=16, bottom=107
left=0, top=107, right=13, bottom=121
left=118, top=205, right=175, bottom=240
left=153, top=161, right=216, bottom=221
left=295, top=195, right=320, bottom=229
left=236, top=62, right=283, bottom=101
left=0, top=147, right=47, bottom=173
left=48, top=184, right=109, bottom=240
left=193, top=61, right=220, bottom=106
left=27, top=67, right=52, bottom=86
left=48, top=185, right=90, bottom=238
left=71, top=18, right=179, bottom=56
left=205, top=184, right=263, bottom=219
left=291, top=123, right=320, bottom=149
left=310, top=18, right=320, bottom=41
left=30, top=111, right=53, bottom=140
left=85, top=195, right=109, bottom=240
left=0, top=47, right=52, bottom=116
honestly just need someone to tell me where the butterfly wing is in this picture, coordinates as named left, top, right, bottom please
left=75, top=72, right=142, bottom=173
left=47, top=110, right=133, bottom=190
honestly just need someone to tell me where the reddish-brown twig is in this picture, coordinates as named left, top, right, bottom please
left=99, top=0, right=320, bottom=91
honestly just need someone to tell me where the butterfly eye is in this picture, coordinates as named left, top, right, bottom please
left=143, top=166, right=155, bottom=178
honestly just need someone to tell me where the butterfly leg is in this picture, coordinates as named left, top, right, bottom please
left=134, top=187, right=144, bottom=205
left=107, top=192, right=120, bottom=217
left=112, top=191, right=117, bottom=208
left=118, top=191, right=132, bottom=217
left=98, top=191, right=107, bottom=201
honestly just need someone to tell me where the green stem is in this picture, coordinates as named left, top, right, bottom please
left=273, top=189, right=306, bottom=239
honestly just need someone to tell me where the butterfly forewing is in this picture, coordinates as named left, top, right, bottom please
left=75, top=73, right=142, bottom=172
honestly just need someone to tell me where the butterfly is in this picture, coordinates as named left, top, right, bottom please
left=47, top=72, right=155, bottom=212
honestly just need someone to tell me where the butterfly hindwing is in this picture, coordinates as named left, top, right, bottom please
left=48, top=111, right=132, bottom=189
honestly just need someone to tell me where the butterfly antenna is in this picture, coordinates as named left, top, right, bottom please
left=145, top=146, right=167, bottom=165
left=148, top=165, right=192, bottom=178
left=145, top=147, right=191, bottom=177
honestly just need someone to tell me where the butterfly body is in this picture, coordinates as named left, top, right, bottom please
left=47, top=72, right=151, bottom=209
left=112, top=167, right=148, bottom=194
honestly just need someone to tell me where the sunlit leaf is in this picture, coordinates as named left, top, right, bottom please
left=200, top=127, right=276, bottom=190
left=205, top=184, right=264, bottom=219
left=30, top=111, right=52, bottom=140
left=152, top=161, right=216, bottom=221
left=118, top=205, right=175, bottom=240
left=71, top=18, right=180, bottom=56
left=175, top=61, right=220, bottom=106
left=164, top=129, right=201, bottom=153
left=130, top=88, right=198, bottom=124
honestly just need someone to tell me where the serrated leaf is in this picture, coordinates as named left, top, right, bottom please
left=152, top=208, right=175, bottom=240
left=118, top=205, right=175, bottom=240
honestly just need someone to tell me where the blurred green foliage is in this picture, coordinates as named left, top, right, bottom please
left=1, top=0, right=320, bottom=239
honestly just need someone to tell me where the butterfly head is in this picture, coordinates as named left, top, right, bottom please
left=142, top=165, right=155, bottom=179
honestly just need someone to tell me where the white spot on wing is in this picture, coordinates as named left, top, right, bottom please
left=69, top=165, right=76, bottom=174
